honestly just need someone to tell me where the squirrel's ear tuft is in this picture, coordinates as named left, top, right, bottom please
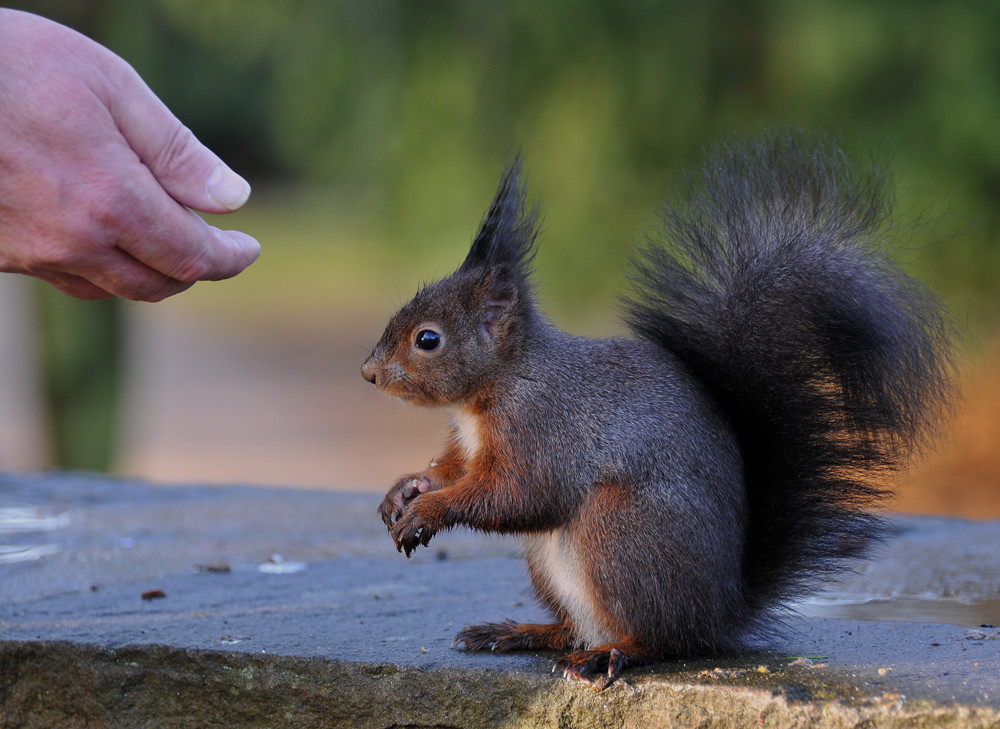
left=460, top=157, right=539, bottom=277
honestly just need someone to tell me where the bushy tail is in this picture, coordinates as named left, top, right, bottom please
left=625, top=130, right=956, bottom=619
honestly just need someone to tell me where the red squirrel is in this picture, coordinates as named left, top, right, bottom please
left=361, top=131, right=956, bottom=690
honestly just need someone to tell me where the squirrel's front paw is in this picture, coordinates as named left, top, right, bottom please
left=389, top=505, right=438, bottom=558
left=378, top=474, right=435, bottom=528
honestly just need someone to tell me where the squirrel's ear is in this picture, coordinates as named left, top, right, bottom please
left=461, top=157, right=538, bottom=275
left=478, top=267, right=519, bottom=340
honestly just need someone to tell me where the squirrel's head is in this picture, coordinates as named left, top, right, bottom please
left=361, top=159, right=539, bottom=407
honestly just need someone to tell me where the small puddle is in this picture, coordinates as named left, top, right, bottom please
left=799, top=596, right=1000, bottom=627
left=0, top=504, right=71, bottom=534
left=0, top=503, right=69, bottom=564
left=0, top=543, right=62, bottom=564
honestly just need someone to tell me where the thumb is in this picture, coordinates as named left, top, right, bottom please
left=104, top=62, right=251, bottom=214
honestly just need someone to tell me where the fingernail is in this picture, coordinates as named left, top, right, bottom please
left=207, top=163, right=251, bottom=211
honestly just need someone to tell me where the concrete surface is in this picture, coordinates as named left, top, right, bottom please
left=3, top=471, right=1000, bottom=728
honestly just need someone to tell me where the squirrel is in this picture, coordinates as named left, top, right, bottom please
left=361, top=130, right=956, bottom=690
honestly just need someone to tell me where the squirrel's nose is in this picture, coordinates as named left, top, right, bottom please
left=361, top=357, right=377, bottom=385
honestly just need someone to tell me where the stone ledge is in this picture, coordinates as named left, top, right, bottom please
left=2, top=472, right=1000, bottom=727
left=3, top=641, right=999, bottom=729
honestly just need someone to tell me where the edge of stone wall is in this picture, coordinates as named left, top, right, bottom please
left=2, top=641, right=997, bottom=729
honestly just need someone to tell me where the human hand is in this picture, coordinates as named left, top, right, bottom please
left=0, top=10, right=260, bottom=301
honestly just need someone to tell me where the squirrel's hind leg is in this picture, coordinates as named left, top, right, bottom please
left=454, top=619, right=576, bottom=653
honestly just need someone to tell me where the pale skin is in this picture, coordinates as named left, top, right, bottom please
left=0, top=10, right=260, bottom=302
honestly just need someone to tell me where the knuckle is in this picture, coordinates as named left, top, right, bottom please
left=150, top=124, right=202, bottom=183
left=87, top=175, right=141, bottom=238
left=168, top=250, right=215, bottom=283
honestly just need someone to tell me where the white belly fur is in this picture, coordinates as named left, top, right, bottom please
left=522, top=528, right=611, bottom=648
left=451, top=407, right=482, bottom=460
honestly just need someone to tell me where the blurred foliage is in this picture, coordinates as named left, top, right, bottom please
left=34, top=288, right=122, bottom=471
left=10, top=0, right=1000, bottom=329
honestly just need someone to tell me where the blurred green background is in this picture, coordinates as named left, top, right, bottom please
left=2, top=0, right=999, bottom=512
left=16, top=0, right=1000, bottom=318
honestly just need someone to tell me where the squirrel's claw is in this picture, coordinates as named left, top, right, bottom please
left=389, top=507, right=437, bottom=557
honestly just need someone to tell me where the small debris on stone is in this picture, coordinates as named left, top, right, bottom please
left=787, top=657, right=827, bottom=668
left=217, top=635, right=251, bottom=644
left=195, top=563, right=231, bottom=573
left=257, top=554, right=306, bottom=574
left=141, top=589, right=166, bottom=601
left=964, top=629, right=998, bottom=641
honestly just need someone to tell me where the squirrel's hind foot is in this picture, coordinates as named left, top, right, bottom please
left=554, top=644, right=637, bottom=691
left=454, top=620, right=576, bottom=653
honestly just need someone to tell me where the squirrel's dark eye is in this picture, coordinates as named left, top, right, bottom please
left=415, top=329, right=441, bottom=351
